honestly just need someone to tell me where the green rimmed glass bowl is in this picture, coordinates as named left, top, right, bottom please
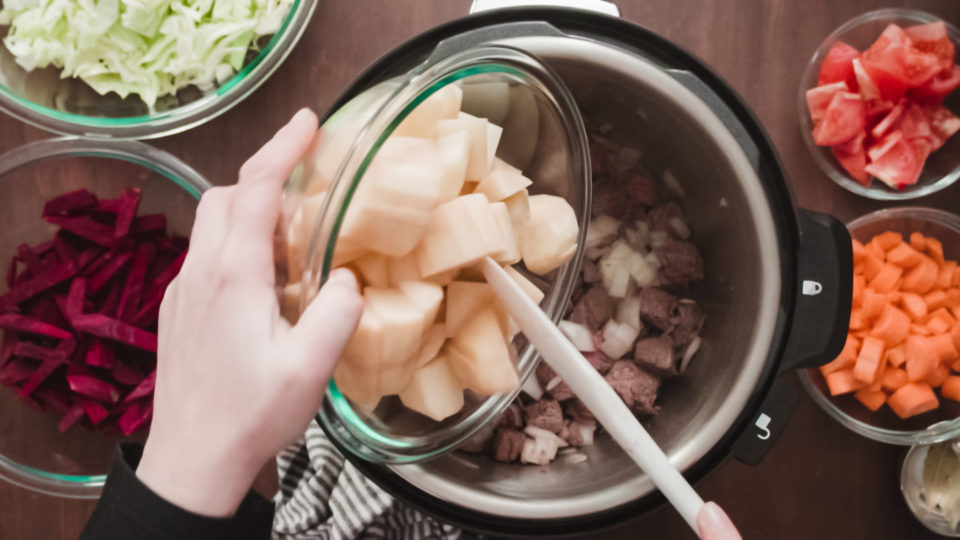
left=0, top=137, right=210, bottom=497
left=278, top=44, right=591, bottom=463
left=0, top=0, right=315, bottom=139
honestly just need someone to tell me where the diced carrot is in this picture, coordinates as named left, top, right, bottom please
left=887, top=243, right=924, bottom=268
left=869, top=360, right=888, bottom=392
left=854, top=388, right=887, bottom=412
left=825, top=369, right=869, bottom=396
left=852, top=275, right=866, bottom=307
left=953, top=358, right=960, bottom=372
left=821, top=336, right=859, bottom=376
left=854, top=336, right=886, bottom=384
left=905, top=335, right=939, bottom=382
left=869, top=264, right=904, bottom=294
left=874, top=231, right=903, bottom=251
left=944, top=289, right=960, bottom=309
left=941, top=376, right=960, bottom=402
left=901, top=292, right=929, bottom=321
left=911, top=323, right=932, bottom=336
left=887, top=382, right=939, bottom=419
left=954, top=270, right=960, bottom=287
left=870, top=305, right=910, bottom=347
left=929, top=318, right=951, bottom=334
left=867, top=238, right=887, bottom=259
left=888, top=291, right=902, bottom=304
left=950, top=324, right=960, bottom=353
left=931, top=334, right=960, bottom=362
left=926, top=289, right=948, bottom=310
left=861, top=289, right=887, bottom=320
left=938, top=261, right=958, bottom=289
left=852, top=239, right=867, bottom=262
left=902, top=257, right=939, bottom=294
left=849, top=309, right=865, bottom=331
left=862, top=253, right=885, bottom=281
left=928, top=307, right=956, bottom=328
left=882, top=368, right=908, bottom=392
left=910, top=232, right=927, bottom=252
left=926, top=237, right=945, bottom=264
left=926, top=363, right=951, bottom=388
left=887, top=345, right=906, bottom=368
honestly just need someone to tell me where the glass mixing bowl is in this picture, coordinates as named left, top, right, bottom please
left=0, top=137, right=209, bottom=497
left=0, top=0, right=315, bottom=139
left=278, top=44, right=591, bottom=463
left=797, top=9, right=960, bottom=200
left=799, top=207, right=960, bottom=445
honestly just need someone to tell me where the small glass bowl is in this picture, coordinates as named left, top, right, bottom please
left=0, top=0, right=315, bottom=139
left=799, top=207, right=960, bottom=445
left=797, top=9, right=960, bottom=200
left=0, top=137, right=209, bottom=497
left=279, top=45, right=591, bottom=463
left=901, top=441, right=960, bottom=537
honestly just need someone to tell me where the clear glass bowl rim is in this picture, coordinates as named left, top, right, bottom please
left=0, top=0, right=316, bottom=140
left=798, top=206, right=960, bottom=446
left=310, top=46, right=591, bottom=464
left=0, top=136, right=211, bottom=498
left=796, top=8, right=960, bottom=201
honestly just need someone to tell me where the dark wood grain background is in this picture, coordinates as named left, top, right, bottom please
left=2, top=1, right=960, bottom=538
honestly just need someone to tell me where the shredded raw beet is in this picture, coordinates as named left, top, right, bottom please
left=0, top=189, right=187, bottom=434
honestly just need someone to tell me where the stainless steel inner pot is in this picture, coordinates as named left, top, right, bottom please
left=385, top=35, right=782, bottom=520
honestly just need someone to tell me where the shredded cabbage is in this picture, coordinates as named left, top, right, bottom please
left=0, top=0, right=294, bottom=108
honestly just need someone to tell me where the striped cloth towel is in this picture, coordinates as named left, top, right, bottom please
left=272, top=420, right=472, bottom=540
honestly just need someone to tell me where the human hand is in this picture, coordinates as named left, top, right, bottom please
left=136, top=109, right=364, bottom=518
left=698, top=501, right=742, bottom=540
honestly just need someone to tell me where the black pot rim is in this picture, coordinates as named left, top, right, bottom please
left=315, top=7, right=801, bottom=536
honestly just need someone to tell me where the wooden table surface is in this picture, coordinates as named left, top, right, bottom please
left=2, top=0, right=960, bottom=538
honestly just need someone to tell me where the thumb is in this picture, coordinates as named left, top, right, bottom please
left=289, top=269, right=363, bottom=378
left=697, top=502, right=742, bottom=540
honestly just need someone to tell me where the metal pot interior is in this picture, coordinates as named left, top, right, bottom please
left=387, top=35, right=783, bottom=520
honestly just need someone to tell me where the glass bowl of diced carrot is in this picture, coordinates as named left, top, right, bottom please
left=799, top=207, right=960, bottom=444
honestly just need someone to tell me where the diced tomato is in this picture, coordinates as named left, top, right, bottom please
left=922, top=103, right=960, bottom=150
left=910, top=137, right=933, bottom=165
left=896, top=102, right=933, bottom=141
left=863, top=24, right=942, bottom=93
left=871, top=99, right=906, bottom=139
left=806, top=81, right=848, bottom=123
left=865, top=130, right=923, bottom=189
left=852, top=57, right=889, bottom=111
left=904, top=21, right=956, bottom=74
left=836, top=131, right=866, bottom=155
left=832, top=144, right=870, bottom=186
left=818, top=41, right=860, bottom=90
left=911, top=65, right=960, bottom=101
left=813, top=92, right=866, bottom=146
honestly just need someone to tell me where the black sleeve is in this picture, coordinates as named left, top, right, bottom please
left=80, top=444, right=275, bottom=540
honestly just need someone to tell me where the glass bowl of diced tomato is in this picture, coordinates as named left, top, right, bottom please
left=799, top=207, right=960, bottom=445
left=799, top=9, right=960, bottom=200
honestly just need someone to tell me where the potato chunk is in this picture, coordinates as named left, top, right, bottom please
left=447, top=307, right=519, bottom=394
left=398, top=354, right=465, bottom=422
left=445, top=281, right=494, bottom=337
left=414, top=194, right=506, bottom=278
left=519, top=194, right=579, bottom=275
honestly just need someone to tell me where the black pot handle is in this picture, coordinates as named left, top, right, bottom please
left=732, top=209, right=852, bottom=465
left=779, top=208, right=854, bottom=371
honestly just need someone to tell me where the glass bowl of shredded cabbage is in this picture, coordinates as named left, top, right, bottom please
left=0, top=0, right=314, bottom=139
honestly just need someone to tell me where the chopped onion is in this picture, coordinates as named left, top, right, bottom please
left=600, top=319, right=640, bottom=359
left=719, top=197, right=729, bottom=208
left=650, top=231, right=669, bottom=249
left=669, top=217, right=691, bottom=240
left=564, top=452, right=589, bottom=465
left=644, top=252, right=660, bottom=269
left=613, top=146, right=641, bottom=173
left=545, top=376, right=563, bottom=392
left=585, top=243, right=612, bottom=261
left=629, top=251, right=657, bottom=287
left=680, top=336, right=702, bottom=373
left=520, top=436, right=560, bottom=465
left=663, top=169, right=686, bottom=198
left=578, top=422, right=596, bottom=446
left=615, top=295, right=642, bottom=330
left=634, top=220, right=651, bottom=247
left=558, top=320, right=596, bottom=352
left=585, top=214, right=621, bottom=249
left=521, top=374, right=544, bottom=400
left=524, top=425, right=569, bottom=447
left=600, top=241, right=635, bottom=298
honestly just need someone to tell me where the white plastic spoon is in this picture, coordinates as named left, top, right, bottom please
left=479, top=257, right=705, bottom=535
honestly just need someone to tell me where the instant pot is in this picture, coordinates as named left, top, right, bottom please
left=309, top=1, right=853, bottom=535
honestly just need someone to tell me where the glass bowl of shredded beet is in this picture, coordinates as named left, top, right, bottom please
left=0, top=138, right=209, bottom=497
